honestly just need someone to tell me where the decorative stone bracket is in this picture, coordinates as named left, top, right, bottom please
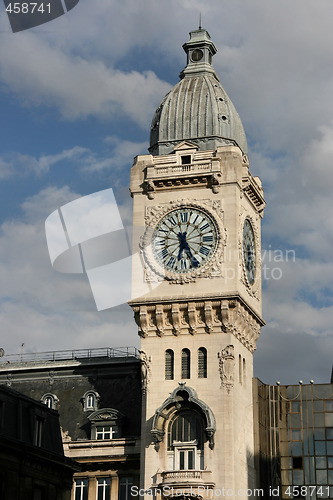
left=132, top=298, right=263, bottom=352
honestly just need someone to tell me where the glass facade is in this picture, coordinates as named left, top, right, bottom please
left=256, top=381, right=333, bottom=500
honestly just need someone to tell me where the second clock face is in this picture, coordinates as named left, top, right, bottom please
left=243, top=219, right=256, bottom=285
left=152, top=207, right=218, bottom=274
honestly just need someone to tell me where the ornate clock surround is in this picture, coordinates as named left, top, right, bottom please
left=140, top=199, right=226, bottom=284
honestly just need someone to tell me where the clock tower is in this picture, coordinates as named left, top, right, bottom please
left=129, top=28, right=265, bottom=499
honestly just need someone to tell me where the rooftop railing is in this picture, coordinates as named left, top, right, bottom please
left=0, top=346, right=140, bottom=365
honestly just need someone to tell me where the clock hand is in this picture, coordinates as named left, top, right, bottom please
left=177, top=232, right=186, bottom=260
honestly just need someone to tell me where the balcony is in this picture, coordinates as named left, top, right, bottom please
left=158, top=470, right=214, bottom=489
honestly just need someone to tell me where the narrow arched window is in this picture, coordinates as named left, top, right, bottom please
left=87, top=393, right=95, bottom=409
left=198, top=348, right=207, bottom=378
left=165, top=349, right=174, bottom=380
left=41, top=393, right=58, bottom=410
left=239, top=354, right=242, bottom=384
left=181, top=349, right=190, bottom=379
left=243, top=358, right=246, bottom=387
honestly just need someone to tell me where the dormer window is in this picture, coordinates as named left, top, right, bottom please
left=181, top=155, right=191, bottom=165
left=41, top=393, right=58, bottom=410
left=82, top=391, right=100, bottom=412
left=88, top=408, right=124, bottom=441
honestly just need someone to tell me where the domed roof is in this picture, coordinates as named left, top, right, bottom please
left=149, top=29, right=247, bottom=156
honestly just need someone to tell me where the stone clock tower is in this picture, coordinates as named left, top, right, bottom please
left=129, top=28, right=265, bottom=499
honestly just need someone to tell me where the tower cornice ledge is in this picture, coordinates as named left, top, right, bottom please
left=129, top=296, right=264, bottom=352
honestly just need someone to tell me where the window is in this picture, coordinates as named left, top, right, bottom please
left=97, top=478, right=111, bottom=500
left=168, top=411, right=204, bottom=470
left=87, top=394, right=95, bottom=409
left=75, top=479, right=88, bottom=500
left=119, top=477, right=133, bottom=500
left=88, top=409, right=123, bottom=440
left=34, top=416, right=44, bottom=447
left=82, top=391, right=100, bottom=411
left=181, top=349, right=190, bottom=379
left=198, top=348, right=207, bottom=378
left=96, top=425, right=118, bottom=440
left=243, top=358, right=246, bottom=386
left=181, top=155, right=191, bottom=165
left=239, top=354, right=242, bottom=384
left=178, top=447, right=195, bottom=470
left=41, top=393, right=58, bottom=410
left=165, top=349, right=174, bottom=380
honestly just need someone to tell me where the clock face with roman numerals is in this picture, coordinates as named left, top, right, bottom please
left=152, top=207, right=218, bottom=274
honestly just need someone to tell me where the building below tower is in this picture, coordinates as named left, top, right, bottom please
left=0, top=348, right=332, bottom=499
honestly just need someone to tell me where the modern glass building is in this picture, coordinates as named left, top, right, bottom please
left=254, top=380, right=333, bottom=499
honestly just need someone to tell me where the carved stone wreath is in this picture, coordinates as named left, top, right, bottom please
left=239, top=211, right=260, bottom=300
left=140, top=199, right=226, bottom=284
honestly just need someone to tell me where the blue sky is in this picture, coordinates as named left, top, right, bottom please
left=0, top=0, right=332, bottom=384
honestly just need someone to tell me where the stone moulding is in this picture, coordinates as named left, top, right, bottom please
left=218, top=344, right=235, bottom=393
left=151, top=383, right=216, bottom=451
left=140, top=199, right=226, bottom=284
left=132, top=298, right=262, bottom=353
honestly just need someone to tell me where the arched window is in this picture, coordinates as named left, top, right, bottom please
left=41, top=393, right=58, bottom=410
left=181, top=349, right=190, bottom=379
left=243, top=358, right=246, bottom=386
left=165, top=349, right=174, bottom=380
left=198, top=347, right=207, bottom=378
left=239, top=354, right=242, bottom=384
left=168, top=411, right=204, bottom=470
left=82, top=391, right=100, bottom=412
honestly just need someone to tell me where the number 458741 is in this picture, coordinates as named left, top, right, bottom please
left=6, top=3, right=51, bottom=14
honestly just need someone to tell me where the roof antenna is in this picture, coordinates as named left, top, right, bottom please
left=199, top=12, right=202, bottom=30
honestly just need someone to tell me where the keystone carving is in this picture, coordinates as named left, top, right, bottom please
left=218, top=345, right=235, bottom=393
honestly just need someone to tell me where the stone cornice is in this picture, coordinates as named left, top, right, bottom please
left=130, top=297, right=264, bottom=353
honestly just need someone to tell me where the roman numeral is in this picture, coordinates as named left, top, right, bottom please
left=180, top=259, right=187, bottom=270
left=180, top=212, right=188, bottom=223
left=158, top=248, right=168, bottom=260
left=200, top=223, right=209, bottom=231
left=154, top=239, right=165, bottom=247
left=168, top=217, right=177, bottom=226
left=166, top=256, right=176, bottom=268
left=199, top=246, right=210, bottom=256
left=203, top=235, right=213, bottom=242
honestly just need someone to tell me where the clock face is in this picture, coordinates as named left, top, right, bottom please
left=191, top=49, right=203, bottom=62
left=152, top=208, right=218, bottom=274
left=243, top=219, right=256, bottom=285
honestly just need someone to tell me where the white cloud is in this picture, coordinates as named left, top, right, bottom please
left=0, top=29, right=170, bottom=126
left=0, top=186, right=137, bottom=355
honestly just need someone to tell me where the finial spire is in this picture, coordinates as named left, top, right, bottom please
left=199, top=12, right=202, bottom=30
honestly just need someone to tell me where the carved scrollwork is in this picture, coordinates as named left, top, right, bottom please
left=140, top=350, right=151, bottom=394
left=218, top=345, right=235, bottom=393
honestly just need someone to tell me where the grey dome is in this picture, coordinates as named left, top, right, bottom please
left=149, top=29, right=247, bottom=156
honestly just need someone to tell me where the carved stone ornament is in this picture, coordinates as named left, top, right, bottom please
left=139, top=349, right=151, bottom=394
left=132, top=299, right=262, bottom=352
left=140, top=199, right=226, bottom=284
left=239, top=211, right=261, bottom=300
left=151, top=384, right=216, bottom=451
left=88, top=408, right=124, bottom=423
left=218, top=345, right=235, bottom=393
